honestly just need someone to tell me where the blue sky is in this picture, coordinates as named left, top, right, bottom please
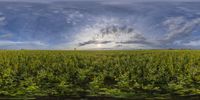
left=0, top=0, right=200, bottom=49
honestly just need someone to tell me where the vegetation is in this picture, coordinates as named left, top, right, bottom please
left=0, top=50, right=199, bottom=99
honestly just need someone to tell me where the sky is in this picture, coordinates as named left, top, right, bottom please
left=0, top=0, right=200, bottom=49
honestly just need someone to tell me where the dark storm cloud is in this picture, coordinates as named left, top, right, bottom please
left=78, top=40, right=112, bottom=46
left=100, top=25, right=134, bottom=37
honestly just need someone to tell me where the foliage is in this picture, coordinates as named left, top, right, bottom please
left=0, top=50, right=199, bottom=98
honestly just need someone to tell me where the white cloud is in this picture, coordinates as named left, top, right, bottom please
left=101, top=0, right=200, bottom=5
left=70, top=16, right=152, bottom=49
left=177, top=6, right=200, bottom=17
left=163, top=16, right=186, bottom=31
left=0, top=16, right=6, bottom=26
left=63, top=10, right=84, bottom=25
left=163, top=17, right=200, bottom=42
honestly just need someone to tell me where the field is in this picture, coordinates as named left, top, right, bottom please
left=0, top=50, right=200, bottom=99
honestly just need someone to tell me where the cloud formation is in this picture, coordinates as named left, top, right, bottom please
left=0, top=16, right=5, bottom=21
left=163, top=17, right=200, bottom=41
left=0, top=33, right=13, bottom=39
left=0, top=40, right=47, bottom=49
left=0, top=1, right=200, bottom=49
left=73, top=16, right=153, bottom=49
left=78, top=40, right=112, bottom=46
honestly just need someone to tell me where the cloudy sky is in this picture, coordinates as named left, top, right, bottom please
left=0, top=0, right=200, bottom=49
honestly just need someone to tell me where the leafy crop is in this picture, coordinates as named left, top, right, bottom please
left=0, top=50, right=199, bottom=98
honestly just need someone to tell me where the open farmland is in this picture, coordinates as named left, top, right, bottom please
left=0, top=50, right=200, bottom=99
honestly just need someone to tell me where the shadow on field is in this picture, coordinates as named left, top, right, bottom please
left=36, top=95, right=200, bottom=100
left=0, top=95, right=200, bottom=100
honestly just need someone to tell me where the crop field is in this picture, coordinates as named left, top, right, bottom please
left=0, top=50, right=200, bottom=99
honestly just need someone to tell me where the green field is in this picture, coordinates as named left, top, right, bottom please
left=0, top=50, right=200, bottom=99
